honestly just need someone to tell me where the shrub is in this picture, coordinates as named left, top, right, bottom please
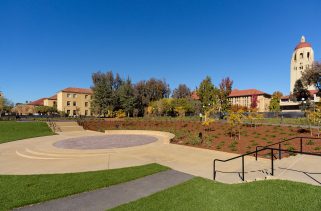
left=306, top=139, right=315, bottom=145
left=115, top=110, right=126, bottom=118
left=187, top=134, right=201, bottom=145
left=314, top=146, right=321, bottom=151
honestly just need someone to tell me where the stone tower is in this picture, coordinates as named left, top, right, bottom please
left=290, top=36, right=314, bottom=92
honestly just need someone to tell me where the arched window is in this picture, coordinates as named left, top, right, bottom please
left=307, top=52, right=310, bottom=59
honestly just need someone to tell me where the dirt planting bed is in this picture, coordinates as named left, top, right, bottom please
left=81, top=119, right=321, bottom=158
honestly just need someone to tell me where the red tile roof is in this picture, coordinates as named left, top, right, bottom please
left=61, top=87, right=93, bottom=94
left=281, top=95, right=289, bottom=100
left=229, top=89, right=270, bottom=97
left=28, top=98, right=46, bottom=106
left=309, top=90, right=318, bottom=95
left=48, top=95, right=57, bottom=100
left=295, top=42, right=312, bottom=50
left=191, top=91, right=200, bottom=100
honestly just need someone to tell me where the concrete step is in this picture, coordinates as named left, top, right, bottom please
left=54, top=121, right=85, bottom=132
left=55, top=122, right=80, bottom=126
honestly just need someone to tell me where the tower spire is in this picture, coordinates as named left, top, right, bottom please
left=301, top=35, right=306, bottom=43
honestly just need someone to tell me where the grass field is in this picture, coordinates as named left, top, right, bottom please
left=0, top=121, right=55, bottom=144
left=112, top=177, right=321, bottom=211
left=0, top=163, right=169, bottom=211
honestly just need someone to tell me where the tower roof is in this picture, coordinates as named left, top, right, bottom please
left=294, top=36, right=312, bottom=50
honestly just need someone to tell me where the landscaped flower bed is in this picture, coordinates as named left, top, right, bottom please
left=82, top=119, right=321, bottom=158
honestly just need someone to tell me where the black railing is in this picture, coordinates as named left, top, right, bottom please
left=213, top=136, right=321, bottom=181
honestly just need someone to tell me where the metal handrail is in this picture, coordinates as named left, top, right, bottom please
left=213, top=136, right=321, bottom=181
left=255, top=136, right=321, bottom=160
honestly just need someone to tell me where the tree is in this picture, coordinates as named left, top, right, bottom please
left=0, top=96, right=4, bottom=117
left=269, top=91, right=282, bottom=113
left=218, top=77, right=233, bottom=113
left=172, top=84, right=191, bottom=99
left=269, top=97, right=281, bottom=112
left=35, top=106, right=57, bottom=115
left=272, top=91, right=283, bottom=99
left=227, top=109, right=245, bottom=140
left=292, top=79, right=310, bottom=101
left=306, top=106, right=321, bottom=137
left=118, top=78, right=138, bottom=117
left=135, top=78, right=170, bottom=116
left=0, top=96, right=13, bottom=116
left=91, top=71, right=117, bottom=116
left=250, top=94, right=258, bottom=109
left=301, top=61, right=321, bottom=95
left=197, top=76, right=216, bottom=110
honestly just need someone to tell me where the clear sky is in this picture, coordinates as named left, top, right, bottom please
left=1, top=0, right=321, bottom=103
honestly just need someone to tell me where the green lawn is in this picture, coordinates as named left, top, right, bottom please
left=0, top=163, right=169, bottom=211
left=112, top=177, right=321, bottom=211
left=0, top=121, right=55, bottom=144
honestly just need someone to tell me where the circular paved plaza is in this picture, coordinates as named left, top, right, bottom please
left=53, top=134, right=158, bottom=150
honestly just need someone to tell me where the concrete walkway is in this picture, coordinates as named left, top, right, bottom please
left=0, top=130, right=320, bottom=185
left=15, top=170, right=194, bottom=211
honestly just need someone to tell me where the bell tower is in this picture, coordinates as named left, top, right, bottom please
left=290, top=36, right=314, bottom=92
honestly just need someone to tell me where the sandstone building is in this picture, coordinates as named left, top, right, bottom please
left=228, top=89, right=271, bottom=112
left=22, top=87, right=93, bottom=116
left=56, top=87, right=93, bottom=116
left=290, top=36, right=315, bottom=92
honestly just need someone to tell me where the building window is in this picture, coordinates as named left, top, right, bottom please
left=300, top=53, right=303, bottom=59
left=307, top=52, right=310, bottom=59
left=67, top=94, right=71, bottom=98
left=73, top=110, right=76, bottom=116
left=85, top=110, right=88, bottom=116
left=53, top=101, right=56, bottom=105
left=67, top=101, right=71, bottom=106
left=73, top=101, right=77, bottom=106
left=73, top=94, right=77, bottom=98
left=85, top=102, right=88, bottom=107
left=67, top=110, right=70, bottom=115
left=85, top=95, right=88, bottom=99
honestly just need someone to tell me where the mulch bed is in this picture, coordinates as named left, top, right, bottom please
left=81, top=119, right=321, bottom=158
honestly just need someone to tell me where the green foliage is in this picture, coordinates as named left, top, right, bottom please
left=0, top=96, right=14, bottom=116
left=227, top=109, right=245, bottom=140
left=197, top=76, right=216, bottom=108
left=314, top=146, right=321, bottom=151
left=269, top=97, right=281, bottom=112
left=91, top=71, right=120, bottom=116
left=35, top=106, right=57, bottom=114
left=306, top=139, right=315, bottom=145
left=292, top=79, right=310, bottom=102
left=187, top=133, right=201, bottom=145
left=118, top=78, right=138, bottom=116
left=301, top=61, right=321, bottom=93
left=148, top=98, right=201, bottom=117
left=218, top=77, right=233, bottom=113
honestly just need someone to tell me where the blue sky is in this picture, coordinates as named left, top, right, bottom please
left=1, top=0, right=321, bottom=103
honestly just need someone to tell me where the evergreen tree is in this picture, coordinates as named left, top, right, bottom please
left=293, top=79, right=310, bottom=101
left=197, top=76, right=216, bottom=109
left=219, top=77, right=233, bottom=113
left=118, top=78, right=137, bottom=116
left=91, top=71, right=115, bottom=116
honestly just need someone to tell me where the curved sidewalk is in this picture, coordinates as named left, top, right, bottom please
left=15, top=170, right=194, bottom=211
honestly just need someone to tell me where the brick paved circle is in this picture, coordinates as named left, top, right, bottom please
left=53, top=134, right=158, bottom=149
